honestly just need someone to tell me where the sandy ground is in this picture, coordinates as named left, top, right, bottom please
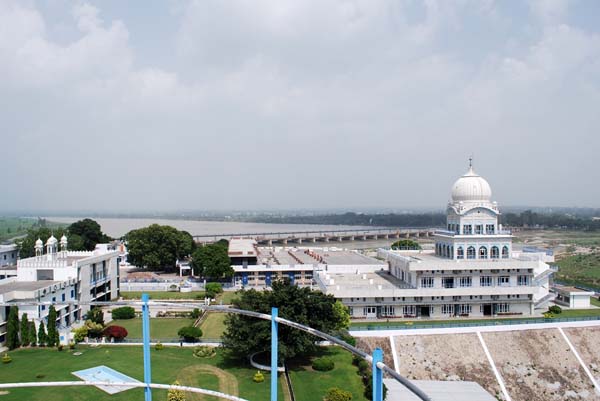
left=483, top=329, right=599, bottom=401
left=564, top=327, right=600, bottom=385
left=355, top=337, right=394, bottom=368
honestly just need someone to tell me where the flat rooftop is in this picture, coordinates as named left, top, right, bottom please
left=228, top=238, right=258, bottom=258
left=0, top=280, right=60, bottom=294
left=253, top=247, right=385, bottom=266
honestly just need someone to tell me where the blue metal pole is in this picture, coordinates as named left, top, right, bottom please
left=373, top=348, right=383, bottom=401
left=142, top=293, right=152, bottom=401
left=271, top=307, right=278, bottom=401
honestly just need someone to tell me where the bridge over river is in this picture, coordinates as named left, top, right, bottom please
left=193, top=227, right=437, bottom=245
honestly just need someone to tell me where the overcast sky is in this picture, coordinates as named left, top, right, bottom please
left=2, top=0, right=599, bottom=213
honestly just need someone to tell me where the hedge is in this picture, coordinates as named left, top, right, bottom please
left=111, top=306, right=136, bottom=320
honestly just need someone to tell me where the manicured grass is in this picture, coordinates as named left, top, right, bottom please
left=555, top=252, right=600, bottom=288
left=217, top=291, right=239, bottom=305
left=558, top=308, right=600, bottom=318
left=591, top=297, right=600, bottom=307
left=120, top=291, right=205, bottom=300
left=199, top=313, right=228, bottom=339
left=0, top=346, right=283, bottom=401
left=109, top=318, right=195, bottom=340
left=288, top=347, right=368, bottom=401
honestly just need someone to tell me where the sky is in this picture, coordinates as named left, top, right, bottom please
left=2, top=0, right=600, bottom=213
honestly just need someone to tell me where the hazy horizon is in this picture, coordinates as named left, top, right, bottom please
left=2, top=1, right=600, bottom=211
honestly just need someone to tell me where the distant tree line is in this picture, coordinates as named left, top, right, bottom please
left=502, top=210, right=600, bottom=230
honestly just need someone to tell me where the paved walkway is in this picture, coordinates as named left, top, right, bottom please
left=352, top=319, right=600, bottom=337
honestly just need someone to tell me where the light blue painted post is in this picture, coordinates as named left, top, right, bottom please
left=271, top=307, right=278, bottom=401
left=373, top=348, right=383, bottom=401
left=142, top=293, right=152, bottom=401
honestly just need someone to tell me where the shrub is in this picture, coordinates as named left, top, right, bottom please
left=253, top=371, right=265, bottom=383
left=193, top=346, right=216, bottom=358
left=191, top=308, right=201, bottom=319
left=339, top=333, right=356, bottom=347
left=177, top=326, right=203, bottom=342
left=2, top=353, right=11, bottom=364
left=72, top=326, right=89, bottom=343
left=205, top=283, right=223, bottom=299
left=549, top=305, right=562, bottom=314
left=103, top=325, right=129, bottom=341
left=155, top=342, right=164, bottom=351
left=168, top=284, right=179, bottom=292
left=85, top=320, right=105, bottom=338
left=69, top=341, right=75, bottom=350
left=86, top=307, right=104, bottom=325
left=111, top=306, right=136, bottom=320
left=312, top=357, right=335, bottom=371
left=167, top=380, right=186, bottom=401
left=357, top=360, right=370, bottom=376
left=57, top=344, right=64, bottom=351
left=325, top=387, right=353, bottom=401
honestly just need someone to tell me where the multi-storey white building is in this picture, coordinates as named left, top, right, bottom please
left=0, top=235, right=120, bottom=345
left=316, top=165, right=555, bottom=319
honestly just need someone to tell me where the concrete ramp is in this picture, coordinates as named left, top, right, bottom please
left=384, top=379, right=496, bottom=401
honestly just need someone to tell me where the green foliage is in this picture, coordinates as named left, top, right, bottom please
left=85, top=320, right=105, bottom=338
left=28, top=321, right=37, bottom=346
left=72, top=326, right=89, bottom=343
left=390, top=239, right=421, bottom=250
left=111, top=306, right=136, bottom=320
left=155, top=342, right=164, bottom=351
left=2, top=353, right=12, bottom=364
left=6, top=306, right=20, bottom=350
left=87, top=307, right=105, bottom=325
left=191, top=242, right=232, bottom=279
left=47, top=305, right=59, bottom=347
left=125, top=224, right=194, bottom=271
left=20, top=313, right=30, bottom=347
left=167, top=380, right=186, bottom=401
left=312, top=357, right=335, bottom=371
left=252, top=371, right=265, bottom=383
left=37, top=321, right=47, bottom=347
left=191, top=308, right=201, bottom=319
left=177, top=326, right=203, bottom=342
left=555, top=252, right=600, bottom=288
left=335, top=331, right=356, bottom=347
left=67, top=219, right=111, bottom=250
left=193, top=346, right=216, bottom=358
left=205, top=282, right=224, bottom=298
left=332, top=301, right=351, bottom=331
left=222, top=280, right=348, bottom=361
left=549, top=305, right=563, bottom=314
left=325, top=387, right=353, bottom=401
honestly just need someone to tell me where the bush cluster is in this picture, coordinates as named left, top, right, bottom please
left=178, top=326, right=203, bottom=342
left=103, top=325, right=129, bottom=341
left=549, top=305, right=562, bottom=314
left=111, top=306, right=136, bottom=320
left=325, top=387, right=353, bottom=401
left=312, top=357, right=335, bottom=371
left=352, top=355, right=388, bottom=400
left=2, top=353, right=12, bottom=364
left=193, top=346, right=216, bottom=358
left=155, top=342, right=164, bottom=351
left=253, top=371, right=265, bottom=383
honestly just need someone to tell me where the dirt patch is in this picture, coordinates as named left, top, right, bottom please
left=564, top=327, right=600, bottom=384
left=484, top=329, right=599, bottom=401
left=177, top=364, right=239, bottom=401
left=392, top=333, right=503, bottom=399
left=355, top=337, right=394, bottom=368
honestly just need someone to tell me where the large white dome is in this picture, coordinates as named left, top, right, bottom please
left=451, top=167, right=492, bottom=202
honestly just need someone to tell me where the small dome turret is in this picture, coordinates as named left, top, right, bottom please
left=46, top=235, right=58, bottom=246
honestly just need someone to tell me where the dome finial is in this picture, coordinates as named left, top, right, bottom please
left=469, top=155, right=473, bottom=168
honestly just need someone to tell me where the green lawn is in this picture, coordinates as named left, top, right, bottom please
left=555, top=252, right=600, bottom=289
left=558, top=308, right=600, bottom=318
left=591, top=297, right=600, bottom=307
left=109, top=318, right=195, bottom=340
left=199, top=313, right=228, bottom=340
left=217, top=291, right=239, bottom=305
left=120, top=291, right=205, bottom=300
left=0, top=346, right=283, bottom=401
left=288, top=347, right=368, bottom=401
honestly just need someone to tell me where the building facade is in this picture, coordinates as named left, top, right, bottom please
left=316, top=165, right=554, bottom=319
left=0, top=244, right=18, bottom=267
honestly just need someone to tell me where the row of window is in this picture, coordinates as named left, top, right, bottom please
left=349, top=294, right=526, bottom=302
left=357, top=303, right=512, bottom=317
left=422, top=275, right=529, bottom=288
left=447, top=224, right=496, bottom=235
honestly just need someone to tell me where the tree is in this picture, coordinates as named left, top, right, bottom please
left=87, top=307, right=105, bottom=325
left=205, top=283, right=223, bottom=299
left=390, top=239, right=421, bottom=250
left=167, top=381, right=186, bottom=401
left=177, top=326, right=203, bottom=342
left=85, top=320, right=105, bottom=338
left=103, top=325, right=128, bottom=341
left=6, top=306, right=20, bottom=350
left=325, top=387, right=353, bottom=401
left=191, top=242, right=232, bottom=279
left=68, top=218, right=111, bottom=250
left=332, top=301, right=350, bottom=331
left=20, top=313, right=30, bottom=347
left=111, top=306, right=135, bottom=320
left=222, top=280, right=349, bottom=361
left=47, top=305, right=59, bottom=347
left=37, top=321, right=47, bottom=347
left=28, top=321, right=37, bottom=346
left=126, top=225, right=194, bottom=271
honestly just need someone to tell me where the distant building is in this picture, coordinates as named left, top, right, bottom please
left=0, top=244, right=18, bottom=267
left=0, top=235, right=120, bottom=345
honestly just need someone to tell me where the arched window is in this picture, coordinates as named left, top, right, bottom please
left=479, top=246, right=488, bottom=259
left=502, top=246, right=509, bottom=259
left=457, top=247, right=464, bottom=259
left=467, top=246, right=476, bottom=259
left=491, top=246, right=499, bottom=259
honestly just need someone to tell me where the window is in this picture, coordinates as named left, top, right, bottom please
left=420, top=277, right=434, bottom=288
left=463, top=225, right=472, bottom=235
left=479, top=246, right=488, bottom=259
left=403, top=305, right=416, bottom=316
left=442, top=277, right=455, bottom=288
left=480, top=276, right=492, bottom=287
left=517, top=275, right=529, bottom=286
left=459, top=304, right=472, bottom=315
left=498, top=276, right=510, bottom=286
left=467, top=246, right=476, bottom=259
left=459, top=277, right=472, bottom=287
left=475, top=225, right=483, bottom=235
left=363, top=307, right=376, bottom=316
left=457, top=247, right=464, bottom=259
left=381, top=306, right=395, bottom=317
left=71, top=289, right=75, bottom=298
left=497, top=303, right=510, bottom=313
left=442, top=304, right=454, bottom=314
left=502, top=246, right=509, bottom=259
left=491, top=246, right=499, bottom=259
left=61, top=294, right=65, bottom=302
left=486, top=224, right=495, bottom=234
